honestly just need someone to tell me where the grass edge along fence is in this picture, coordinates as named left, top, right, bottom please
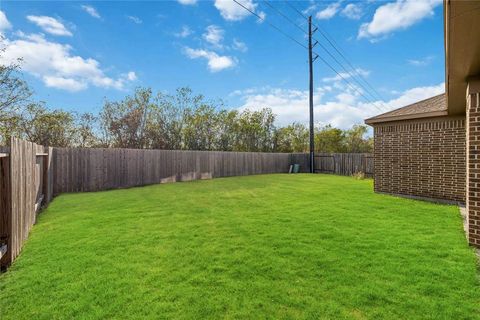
left=0, top=137, right=372, bottom=270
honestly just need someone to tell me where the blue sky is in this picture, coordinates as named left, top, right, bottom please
left=0, top=0, right=445, bottom=128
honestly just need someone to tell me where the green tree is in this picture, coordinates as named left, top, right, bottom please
left=274, top=123, right=309, bottom=153
left=216, top=109, right=238, bottom=151
left=100, top=87, right=153, bottom=148
left=18, top=102, right=77, bottom=147
left=145, top=100, right=181, bottom=150
left=183, top=104, right=219, bottom=151
left=344, top=124, right=372, bottom=153
left=233, top=108, right=276, bottom=152
left=76, top=113, right=99, bottom=147
left=315, top=125, right=345, bottom=153
left=0, top=47, right=33, bottom=144
left=146, top=87, right=208, bottom=150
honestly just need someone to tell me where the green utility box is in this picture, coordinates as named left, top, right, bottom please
left=289, top=164, right=300, bottom=173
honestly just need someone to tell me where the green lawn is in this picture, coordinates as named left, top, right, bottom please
left=0, top=174, right=478, bottom=319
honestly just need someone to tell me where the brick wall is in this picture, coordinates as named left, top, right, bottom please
left=373, top=116, right=466, bottom=203
left=467, top=90, right=480, bottom=247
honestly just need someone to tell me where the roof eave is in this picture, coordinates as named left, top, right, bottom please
left=445, top=0, right=480, bottom=115
left=365, top=110, right=449, bottom=125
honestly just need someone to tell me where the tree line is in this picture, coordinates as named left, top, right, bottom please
left=0, top=52, right=372, bottom=153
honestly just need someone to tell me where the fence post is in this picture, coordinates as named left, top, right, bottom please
left=41, top=147, right=53, bottom=206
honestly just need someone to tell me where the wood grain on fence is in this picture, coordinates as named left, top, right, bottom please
left=314, top=153, right=373, bottom=177
left=0, top=138, right=53, bottom=269
left=52, top=148, right=304, bottom=194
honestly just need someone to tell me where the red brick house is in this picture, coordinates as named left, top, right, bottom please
left=365, top=0, right=480, bottom=247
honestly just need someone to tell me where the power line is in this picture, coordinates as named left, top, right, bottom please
left=313, top=52, right=384, bottom=112
left=231, top=0, right=385, bottom=112
left=266, top=1, right=385, bottom=111
left=231, top=0, right=307, bottom=50
left=312, top=30, right=387, bottom=104
left=262, top=0, right=307, bottom=34
left=314, top=44, right=386, bottom=111
left=283, top=0, right=387, bottom=104
left=314, top=28, right=387, bottom=103
left=284, top=0, right=309, bottom=20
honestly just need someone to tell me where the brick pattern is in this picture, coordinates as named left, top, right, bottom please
left=373, top=116, right=466, bottom=203
left=467, top=92, right=480, bottom=247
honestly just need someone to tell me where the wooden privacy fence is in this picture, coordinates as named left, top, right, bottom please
left=0, top=138, right=53, bottom=269
left=314, top=153, right=373, bottom=177
left=52, top=148, right=309, bottom=194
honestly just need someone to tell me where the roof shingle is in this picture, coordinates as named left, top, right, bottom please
left=365, top=93, right=447, bottom=124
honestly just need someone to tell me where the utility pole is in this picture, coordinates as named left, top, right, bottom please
left=308, top=16, right=316, bottom=173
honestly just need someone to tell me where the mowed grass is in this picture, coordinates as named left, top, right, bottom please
left=0, top=174, right=479, bottom=319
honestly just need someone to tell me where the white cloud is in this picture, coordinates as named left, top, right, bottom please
left=183, top=47, right=236, bottom=72
left=81, top=5, right=101, bottom=19
left=358, top=0, right=442, bottom=40
left=177, top=0, right=197, bottom=5
left=341, top=3, right=363, bottom=20
left=175, top=25, right=192, bottom=38
left=125, top=71, right=137, bottom=81
left=238, top=87, right=328, bottom=125
left=26, top=15, right=72, bottom=36
left=0, top=11, right=12, bottom=32
left=407, top=55, right=434, bottom=66
left=316, top=2, right=341, bottom=20
left=0, top=33, right=136, bottom=92
left=303, top=4, right=318, bottom=15
left=322, top=68, right=370, bottom=83
left=181, top=24, right=246, bottom=72
left=232, top=38, right=248, bottom=52
left=235, top=82, right=445, bottom=128
left=214, top=0, right=265, bottom=22
left=203, top=25, right=224, bottom=47
left=43, top=76, right=87, bottom=92
left=257, top=11, right=266, bottom=22
left=386, top=82, right=444, bottom=109
left=127, top=15, right=142, bottom=24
